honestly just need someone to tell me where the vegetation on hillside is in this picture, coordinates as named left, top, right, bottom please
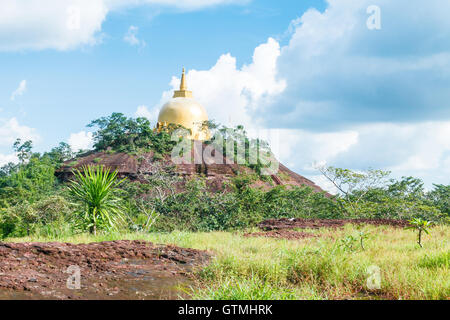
left=0, top=113, right=448, bottom=239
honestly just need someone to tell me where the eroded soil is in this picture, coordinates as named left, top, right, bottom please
left=0, top=240, right=209, bottom=300
left=244, top=218, right=410, bottom=240
left=258, top=218, right=410, bottom=231
left=244, top=230, right=318, bottom=240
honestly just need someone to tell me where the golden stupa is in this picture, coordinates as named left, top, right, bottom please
left=156, top=68, right=209, bottom=140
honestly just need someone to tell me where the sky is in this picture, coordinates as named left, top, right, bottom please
left=0, top=0, right=449, bottom=192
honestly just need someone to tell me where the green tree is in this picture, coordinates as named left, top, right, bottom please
left=68, top=165, right=125, bottom=235
left=13, top=139, right=33, bottom=163
left=45, top=142, right=74, bottom=165
left=87, top=113, right=178, bottom=155
left=0, top=154, right=56, bottom=207
left=407, top=218, right=432, bottom=248
left=427, top=184, right=450, bottom=218
left=317, top=166, right=390, bottom=217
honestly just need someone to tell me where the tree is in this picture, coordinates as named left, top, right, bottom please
left=87, top=113, right=178, bottom=155
left=208, top=124, right=276, bottom=177
left=68, top=165, right=125, bottom=235
left=407, top=218, right=432, bottom=248
left=427, top=184, right=450, bottom=217
left=13, top=139, right=33, bottom=163
left=0, top=154, right=56, bottom=207
left=317, top=166, right=390, bottom=216
left=387, top=176, right=425, bottom=199
left=130, top=160, right=181, bottom=232
left=45, top=142, right=74, bottom=164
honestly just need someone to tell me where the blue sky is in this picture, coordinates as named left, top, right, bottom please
left=0, top=0, right=449, bottom=192
left=0, top=0, right=325, bottom=150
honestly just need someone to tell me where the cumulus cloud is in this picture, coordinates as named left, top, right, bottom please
left=68, top=131, right=93, bottom=152
left=147, top=0, right=450, bottom=191
left=151, top=38, right=285, bottom=130
left=135, top=105, right=160, bottom=124
left=0, top=153, right=18, bottom=167
left=0, top=1, right=108, bottom=51
left=265, top=0, right=450, bottom=129
left=334, top=121, right=450, bottom=183
left=10, top=80, right=27, bottom=101
left=272, top=129, right=359, bottom=171
left=0, top=118, right=39, bottom=147
left=248, top=121, right=450, bottom=193
left=295, top=121, right=450, bottom=192
left=0, top=0, right=247, bottom=51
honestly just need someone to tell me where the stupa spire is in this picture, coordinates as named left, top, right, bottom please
left=173, top=67, right=193, bottom=98
left=180, top=67, right=187, bottom=90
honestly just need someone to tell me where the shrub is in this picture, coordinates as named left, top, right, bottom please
left=68, top=165, right=125, bottom=235
left=0, top=195, right=75, bottom=238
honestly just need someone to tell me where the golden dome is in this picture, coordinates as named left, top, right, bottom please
left=157, top=68, right=209, bottom=140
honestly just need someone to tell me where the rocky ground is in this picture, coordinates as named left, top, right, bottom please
left=0, top=240, right=209, bottom=300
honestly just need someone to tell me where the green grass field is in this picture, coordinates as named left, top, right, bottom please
left=6, top=224, right=449, bottom=300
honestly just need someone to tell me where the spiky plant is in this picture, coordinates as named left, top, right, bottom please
left=68, top=165, right=125, bottom=235
left=406, top=218, right=432, bottom=248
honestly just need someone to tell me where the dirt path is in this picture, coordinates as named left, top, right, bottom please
left=0, top=240, right=209, bottom=300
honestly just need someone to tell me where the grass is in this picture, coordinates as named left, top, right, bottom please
left=5, top=224, right=449, bottom=300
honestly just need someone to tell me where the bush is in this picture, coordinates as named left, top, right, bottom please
left=0, top=195, right=75, bottom=238
left=147, top=175, right=339, bottom=232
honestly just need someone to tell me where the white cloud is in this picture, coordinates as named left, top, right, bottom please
left=135, top=105, right=159, bottom=124
left=145, top=0, right=450, bottom=191
left=0, top=118, right=39, bottom=146
left=306, top=174, right=340, bottom=195
left=272, top=129, right=359, bottom=171
left=153, top=46, right=450, bottom=191
left=107, top=0, right=248, bottom=11
left=153, top=38, right=285, bottom=130
left=124, top=25, right=146, bottom=47
left=0, top=153, right=18, bottom=167
left=302, top=121, right=450, bottom=192
left=266, top=0, right=450, bottom=129
left=0, top=1, right=108, bottom=51
left=68, top=131, right=93, bottom=152
left=10, top=80, right=27, bottom=101
left=0, top=0, right=247, bottom=51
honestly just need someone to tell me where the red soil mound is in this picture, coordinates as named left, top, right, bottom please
left=56, top=145, right=328, bottom=194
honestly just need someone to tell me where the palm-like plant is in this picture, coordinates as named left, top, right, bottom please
left=68, top=165, right=125, bottom=235
left=406, top=218, right=432, bottom=248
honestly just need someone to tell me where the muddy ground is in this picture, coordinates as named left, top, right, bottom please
left=245, top=218, right=410, bottom=239
left=0, top=240, right=209, bottom=300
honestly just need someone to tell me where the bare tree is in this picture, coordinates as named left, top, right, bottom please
left=134, top=159, right=181, bottom=231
